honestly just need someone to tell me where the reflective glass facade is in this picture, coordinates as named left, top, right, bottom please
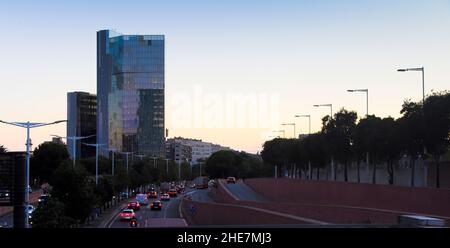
left=97, top=30, right=165, bottom=157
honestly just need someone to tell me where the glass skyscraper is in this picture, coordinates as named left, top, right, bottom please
left=97, top=30, right=165, bottom=157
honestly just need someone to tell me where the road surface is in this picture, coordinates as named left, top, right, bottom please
left=223, top=181, right=269, bottom=202
left=0, top=212, right=12, bottom=228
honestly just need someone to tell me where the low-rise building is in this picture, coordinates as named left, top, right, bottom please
left=165, top=137, right=230, bottom=164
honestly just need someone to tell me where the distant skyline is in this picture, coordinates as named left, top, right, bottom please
left=1, top=0, right=450, bottom=153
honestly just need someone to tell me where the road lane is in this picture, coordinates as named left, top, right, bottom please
left=0, top=213, right=12, bottom=228
left=109, top=187, right=189, bottom=228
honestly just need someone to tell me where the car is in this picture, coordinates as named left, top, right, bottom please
left=120, top=192, right=129, bottom=198
left=0, top=191, right=10, bottom=200
left=136, top=193, right=149, bottom=205
left=226, top=177, right=236, bottom=184
left=38, top=194, right=50, bottom=204
left=147, top=191, right=158, bottom=198
left=160, top=193, right=170, bottom=201
left=26, top=204, right=35, bottom=215
left=168, top=188, right=177, bottom=197
left=120, top=209, right=136, bottom=221
left=176, top=185, right=185, bottom=193
left=127, top=201, right=140, bottom=211
left=150, top=200, right=162, bottom=210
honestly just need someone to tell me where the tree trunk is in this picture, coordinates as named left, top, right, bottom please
left=410, top=158, right=415, bottom=187
left=372, top=162, right=376, bottom=184
left=357, top=161, right=360, bottom=183
left=435, top=156, right=440, bottom=188
left=344, top=163, right=348, bottom=182
left=387, top=162, right=394, bottom=185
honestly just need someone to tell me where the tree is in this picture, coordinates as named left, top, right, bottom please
left=322, top=109, right=357, bottom=182
left=398, top=100, right=425, bottom=187
left=32, top=198, right=75, bottom=228
left=0, top=145, right=7, bottom=154
left=261, top=138, right=293, bottom=177
left=302, top=133, right=329, bottom=180
left=423, top=91, right=450, bottom=188
left=205, top=150, right=240, bottom=178
left=378, top=117, right=403, bottom=185
left=30, top=142, right=70, bottom=185
left=94, top=176, right=114, bottom=206
left=51, top=163, right=96, bottom=224
left=353, top=115, right=383, bottom=183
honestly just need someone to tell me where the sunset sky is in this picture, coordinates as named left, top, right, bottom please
left=1, top=0, right=449, bottom=153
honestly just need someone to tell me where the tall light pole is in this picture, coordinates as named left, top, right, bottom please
left=103, top=147, right=117, bottom=176
left=120, top=152, right=135, bottom=174
left=273, top=130, right=285, bottom=138
left=83, top=143, right=104, bottom=186
left=294, top=115, right=311, bottom=135
left=347, top=89, right=369, bottom=117
left=294, top=114, right=311, bottom=179
left=0, top=119, right=66, bottom=227
left=135, top=154, right=145, bottom=160
left=313, top=103, right=335, bottom=180
left=281, top=123, right=296, bottom=138
left=164, top=158, right=170, bottom=179
left=150, top=156, right=158, bottom=168
left=397, top=67, right=425, bottom=106
left=347, top=89, right=369, bottom=182
left=313, top=104, right=333, bottom=118
left=398, top=67, right=426, bottom=186
left=119, top=151, right=134, bottom=195
left=52, top=134, right=95, bottom=167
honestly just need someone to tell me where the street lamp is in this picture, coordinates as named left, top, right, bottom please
left=398, top=67, right=427, bottom=186
left=313, top=104, right=333, bottom=118
left=294, top=115, right=311, bottom=135
left=103, top=147, right=117, bottom=176
left=119, top=152, right=135, bottom=174
left=397, top=67, right=425, bottom=105
left=347, top=89, right=370, bottom=182
left=313, top=103, right=335, bottom=181
left=164, top=158, right=170, bottom=179
left=347, top=89, right=369, bottom=117
left=281, top=123, right=296, bottom=138
left=0, top=119, right=66, bottom=227
left=83, top=143, right=105, bottom=186
left=134, top=154, right=146, bottom=161
left=150, top=156, right=158, bottom=167
left=51, top=134, right=95, bottom=167
left=119, top=151, right=134, bottom=196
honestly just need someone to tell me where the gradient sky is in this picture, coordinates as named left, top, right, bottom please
left=0, top=0, right=449, bottom=153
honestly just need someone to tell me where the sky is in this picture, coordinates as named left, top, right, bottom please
left=0, top=0, right=449, bottom=153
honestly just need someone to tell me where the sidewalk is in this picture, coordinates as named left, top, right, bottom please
left=83, top=198, right=130, bottom=228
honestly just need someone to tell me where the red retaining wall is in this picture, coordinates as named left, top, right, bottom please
left=245, top=178, right=450, bottom=218
left=180, top=198, right=319, bottom=226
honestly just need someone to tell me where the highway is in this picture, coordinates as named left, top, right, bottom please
left=0, top=212, right=12, bottom=228
left=107, top=186, right=213, bottom=228
left=223, top=181, right=269, bottom=202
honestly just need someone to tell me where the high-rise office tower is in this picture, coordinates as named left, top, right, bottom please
left=97, top=30, right=165, bottom=157
left=67, top=91, right=97, bottom=159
